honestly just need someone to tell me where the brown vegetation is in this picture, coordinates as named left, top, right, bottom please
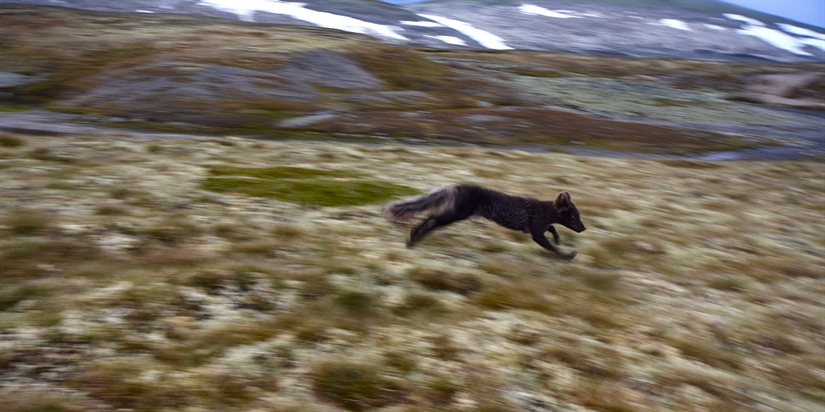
left=0, top=130, right=822, bottom=411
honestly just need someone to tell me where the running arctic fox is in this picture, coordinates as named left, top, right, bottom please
left=383, top=184, right=586, bottom=259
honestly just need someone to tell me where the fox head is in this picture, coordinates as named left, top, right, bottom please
left=554, top=191, right=586, bottom=233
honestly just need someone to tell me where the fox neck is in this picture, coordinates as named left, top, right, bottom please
left=541, top=201, right=562, bottom=224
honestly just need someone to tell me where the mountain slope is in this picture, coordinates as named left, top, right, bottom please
left=1, top=4, right=823, bottom=159
left=405, top=0, right=825, bottom=60
left=1, top=0, right=823, bottom=61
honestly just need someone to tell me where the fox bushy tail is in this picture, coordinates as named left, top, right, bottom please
left=383, top=185, right=457, bottom=222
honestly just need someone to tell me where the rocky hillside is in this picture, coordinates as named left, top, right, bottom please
left=2, top=5, right=824, bottom=160
left=406, top=0, right=825, bottom=61
left=2, top=0, right=824, bottom=61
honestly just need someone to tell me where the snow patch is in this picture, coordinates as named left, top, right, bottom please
left=658, top=19, right=691, bottom=31
left=725, top=14, right=821, bottom=55
left=425, top=35, right=468, bottom=46
left=800, top=38, right=825, bottom=52
left=197, top=0, right=408, bottom=41
left=518, top=4, right=582, bottom=19
left=417, top=14, right=512, bottom=50
left=136, top=10, right=155, bottom=14
left=402, top=20, right=444, bottom=27
left=724, top=14, right=764, bottom=27
left=737, top=25, right=813, bottom=56
left=704, top=24, right=727, bottom=31
left=777, top=23, right=825, bottom=41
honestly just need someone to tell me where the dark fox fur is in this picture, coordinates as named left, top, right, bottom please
left=383, top=184, right=586, bottom=259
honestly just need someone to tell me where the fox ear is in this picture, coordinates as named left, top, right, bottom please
left=554, top=191, right=571, bottom=209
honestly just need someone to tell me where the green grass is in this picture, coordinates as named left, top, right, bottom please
left=0, top=134, right=25, bottom=147
left=474, top=280, right=558, bottom=313
left=408, top=267, right=484, bottom=296
left=353, top=44, right=453, bottom=91
left=0, top=238, right=99, bottom=281
left=393, top=292, right=447, bottom=318
left=0, top=284, right=49, bottom=311
left=311, top=360, right=406, bottom=411
left=336, top=290, right=382, bottom=319
left=201, top=166, right=418, bottom=207
left=208, top=166, right=347, bottom=179
left=0, top=104, right=33, bottom=113
left=2, top=208, right=54, bottom=235
left=653, top=98, right=704, bottom=107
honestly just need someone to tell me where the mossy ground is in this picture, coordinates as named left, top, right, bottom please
left=1, top=130, right=823, bottom=412
left=201, top=166, right=418, bottom=207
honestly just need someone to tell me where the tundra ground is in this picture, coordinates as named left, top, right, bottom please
left=1, top=131, right=822, bottom=411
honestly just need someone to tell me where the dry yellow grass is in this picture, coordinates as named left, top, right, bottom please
left=0, top=131, right=823, bottom=411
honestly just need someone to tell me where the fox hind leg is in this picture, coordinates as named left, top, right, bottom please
left=408, top=210, right=472, bottom=247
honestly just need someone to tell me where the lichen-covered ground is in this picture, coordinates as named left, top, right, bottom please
left=1, top=131, right=823, bottom=412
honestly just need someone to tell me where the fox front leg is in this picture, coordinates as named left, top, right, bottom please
left=531, top=230, right=577, bottom=260
left=547, top=225, right=561, bottom=245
